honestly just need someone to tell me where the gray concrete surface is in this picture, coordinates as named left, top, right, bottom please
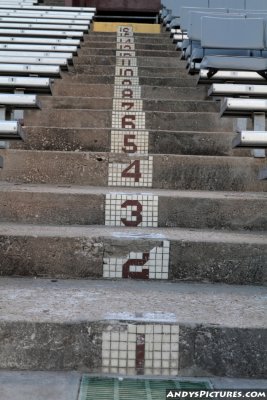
left=1, top=372, right=266, bottom=400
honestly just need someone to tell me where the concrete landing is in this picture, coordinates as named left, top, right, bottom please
left=0, top=279, right=266, bottom=375
left=1, top=372, right=266, bottom=400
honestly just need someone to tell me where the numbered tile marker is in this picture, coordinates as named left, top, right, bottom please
left=113, top=99, right=143, bottom=112
left=110, top=130, right=149, bottom=154
left=116, top=51, right=136, bottom=58
left=103, top=240, right=170, bottom=279
left=108, top=156, right=153, bottom=187
left=114, top=85, right=141, bottom=99
left=115, top=66, right=139, bottom=77
left=116, top=57, right=137, bottom=67
left=115, top=76, right=140, bottom=86
left=112, top=111, right=146, bottom=130
left=102, top=323, right=179, bottom=376
left=105, top=193, right=158, bottom=227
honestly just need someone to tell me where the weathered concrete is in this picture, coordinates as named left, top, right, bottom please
left=0, top=150, right=266, bottom=191
left=0, top=372, right=81, bottom=400
left=1, top=372, right=267, bottom=400
left=23, top=109, right=232, bottom=132
left=76, top=49, right=178, bottom=57
left=0, top=278, right=266, bottom=376
left=74, top=64, right=190, bottom=76
left=72, top=56, right=185, bottom=67
left=0, top=224, right=266, bottom=284
left=39, top=96, right=218, bottom=113
left=81, top=42, right=176, bottom=51
left=11, top=127, right=248, bottom=157
left=0, top=184, right=266, bottom=232
left=52, top=83, right=209, bottom=101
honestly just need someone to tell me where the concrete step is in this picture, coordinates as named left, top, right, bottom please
left=76, top=48, right=178, bottom=57
left=81, top=42, right=176, bottom=51
left=0, top=150, right=265, bottom=191
left=1, top=184, right=266, bottom=232
left=11, top=127, right=249, bottom=157
left=73, top=56, right=183, bottom=67
left=0, top=277, right=266, bottom=376
left=84, top=34, right=172, bottom=43
left=23, top=110, right=232, bottom=132
left=73, top=65, right=188, bottom=76
left=1, top=373, right=267, bottom=400
left=62, top=73, right=199, bottom=87
left=39, top=97, right=218, bottom=113
left=52, top=83, right=208, bottom=101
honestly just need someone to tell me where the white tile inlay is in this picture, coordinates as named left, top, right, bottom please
left=103, top=240, right=170, bottom=279
left=112, top=111, right=145, bottom=130
left=116, top=51, right=136, bottom=58
left=115, top=76, right=140, bottom=86
left=110, top=130, right=149, bottom=154
left=108, top=156, right=153, bottom=187
left=102, top=323, right=178, bottom=375
left=114, top=85, right=141, bottom=99
left=115, top=66, right=139, bottom=77
left=105, top=193, right=158, bottom=227
left=113, top=99, right=143, bottom=112
left=116, top=57, right=137, bottom=67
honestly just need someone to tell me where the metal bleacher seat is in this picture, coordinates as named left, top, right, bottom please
left=0, top=2, right=96, bottom=167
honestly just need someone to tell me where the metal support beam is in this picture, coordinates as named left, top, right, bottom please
left=252, top=113, right=266, bottom=158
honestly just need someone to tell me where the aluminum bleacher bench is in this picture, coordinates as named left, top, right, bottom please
left=0, top=64, right=61, bottom=77
left=0, top=17, right=90, bottom=25
left=0, top=44, right=77, bottom=54
left=0, top=121, right=24, bottom=140
left=0, top=51, right=72, bottom=60
left=0, top=56, right=69, bottom=68
left=0, top=23, right=89, bottom=31
left=0, top=76, right=52, bottom=93
left=0, top=5, right=96, bottom=12
left=208, top=83, right=267, bottom=98
left=0, top=29, right=84, bottom=38
left=0, top=93, right=40, bottom=108
left=0, top=37, right=80, bottom=46
left=0, top=11, right=94, bottom=20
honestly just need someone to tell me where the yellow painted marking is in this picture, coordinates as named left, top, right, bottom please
left=93, top=22, right=161, bottom=34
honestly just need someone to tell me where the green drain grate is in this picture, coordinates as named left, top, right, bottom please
left=79, top=376, right=211, bottom=400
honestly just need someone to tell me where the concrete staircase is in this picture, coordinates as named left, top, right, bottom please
left=0, top=26, right=266, bottom=379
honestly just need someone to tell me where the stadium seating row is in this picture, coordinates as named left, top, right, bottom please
left=0, top=1, right=96, bottom=168
left=160, top=0, right=267, bottom=179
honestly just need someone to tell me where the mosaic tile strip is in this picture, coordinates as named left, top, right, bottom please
left=116, top=51, right=136, bottom=58
left=103, top=240, right=170, bottom=279
left=112, top=111, right=145, bottom=130
left=113, top=99, right=143, bottom=112
left=105, top=193, right=158, bottom=227
left=116, top=57, right=137, bottom=67
left=117, top=37, right=135, bottom=43
left=114, top=85, right=141, bottom=99
left=115, top=66, right=139, bottom=77
left=108, top=156, right=153, bottom=187
left=117, top=43, right=136, bottom=51
left=102, top=323, right=178, bottom=375
left=110, top=130, right=149, bottom=154
left=117, top=26, right=133, bottom=34
left=115, top=76, right=140, bottom=86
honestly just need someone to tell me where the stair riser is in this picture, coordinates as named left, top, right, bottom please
left=73, top=56, right=184, bottom=67
left=1, top=191, right=266, bottom=231
left=13, top=127, right=247, bottom=157
left=73, top=65, right=189, bottom=75
left=39, top=98, right=218, bottom=113
left=83, top=36, right=173, bottom=44
left=81, top=43, right=176, bottom=50
left=62, top=74, right=198, bottom=87
left=0, top=320, right=265, bottom=378
left=0, top=151, right=265, bottom=191
left=24, top=110, right=233, bottom=132
left=52, top=84, right=208, bottom=101
left=77, top=49, right=178, bottom=57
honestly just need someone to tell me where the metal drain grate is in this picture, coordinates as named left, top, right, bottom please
left=79, top=376, right=211, bottom=400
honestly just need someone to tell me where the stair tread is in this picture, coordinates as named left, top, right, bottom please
left=1, top=223, right=266, bottom=244
left=1, top=182, right=267, bottom=200
left=1, top=277, right=266, bottom=328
